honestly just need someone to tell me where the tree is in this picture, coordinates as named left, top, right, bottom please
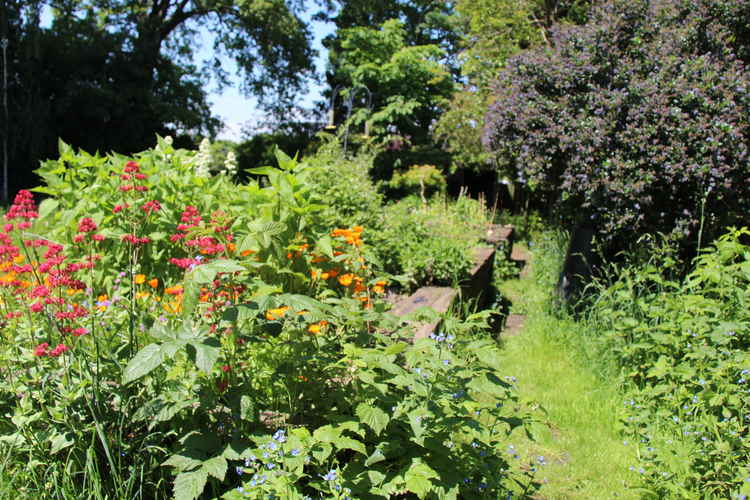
left=433, top=0, right=593, bottom=174
left=1, top=0, right=315, bottom=200
left=333, top=19, right=454, bottom=145
left=483, top=0, right=750, bottom=255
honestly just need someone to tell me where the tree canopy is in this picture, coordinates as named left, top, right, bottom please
left=1, top=0, right=315, bottom=199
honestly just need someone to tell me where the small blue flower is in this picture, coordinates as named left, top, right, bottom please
left=322, top=469, right=337, bottom=481
left=290, top=448, right=301, bottom=456
left=272, top=429, right=287, bottom=443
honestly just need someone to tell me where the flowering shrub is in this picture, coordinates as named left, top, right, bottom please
left=483, top=0, right=750, bottom=254
left=0, top=141, right=532, bottom=499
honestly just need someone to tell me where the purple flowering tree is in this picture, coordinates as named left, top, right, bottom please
left=483, top=0, right=750, bottom=252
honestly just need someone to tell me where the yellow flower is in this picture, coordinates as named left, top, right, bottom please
left=338, top=273, right=354, bottom=287
left=265, top=306, right=289, bottom=321
left=134, top=274, right=146, bottom=285
left=307, top=320, right=329, bottom=334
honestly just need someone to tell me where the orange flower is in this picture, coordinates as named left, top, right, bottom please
left=372, top=280, right=387, bottom=294
left=13, top=255, right=24, bottom=264
left=134, top=274, right=146, bottom=285
left=311, top=255, right=326, bottom=263
left=327, top=269, right=339, bottom=278
left=148, top=278, right=159, bottom=288
left=135, top=291, right=150, bottom=300
left=338, top=273, right=354, bottom=286
left=307, top=320, right=329, bottom=334
left=241, top=249, right=255, bottom=257
left=227, top=242, right=236, bottom=253
left=165, top=285, right=183, bottom=295
left=265, top=306, right=289, bottom=321
left=311, top=269, right=319, bottom=280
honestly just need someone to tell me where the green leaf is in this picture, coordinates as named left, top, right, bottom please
left=365, top=449, right=386, bottom=467
left=49, top=432, right=74, bottom=455
left=203, top=455, right=227, bottom=481
left=173, top=468, right=208, bottom=500
left=356, top=404, right=389, bottom=436
left=240, top=396, right=256, bottom=422
left=189, top=259, right=244, bottom=283
left=335, top=436, right=366, bottom=455
left=190, top=338, right=221, bottom=374
left=122, top=344, right=164, bottom=384
left=163, top=453, right=202, bottom=473
left=38, top=199, right=60, bottom=221
left=404, top=461, right=438, bottom=498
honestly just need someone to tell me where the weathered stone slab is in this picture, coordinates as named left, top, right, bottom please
left=390, top=286, right=457, bottom=339
left=484, top=224, right=514, bottom=260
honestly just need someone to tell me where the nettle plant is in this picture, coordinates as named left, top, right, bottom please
left=483, top=0, right=750, bottom=253
left=0, top=140, right=534, bottom=499
left=589, top=228, right=750, bottom=498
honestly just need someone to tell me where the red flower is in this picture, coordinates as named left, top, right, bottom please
left=49, top=343, right=70, bottom=357
left=72, top=327, right=89, bottom=337
left=124, top=161, right=140, bottom=173
left=33, top=343, right=49, bottom=356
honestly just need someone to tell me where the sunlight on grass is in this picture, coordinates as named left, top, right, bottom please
left=499, top=273, right=640, bottom=499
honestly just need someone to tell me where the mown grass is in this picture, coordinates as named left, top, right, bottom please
left=498, top=239, right=641, bottom=500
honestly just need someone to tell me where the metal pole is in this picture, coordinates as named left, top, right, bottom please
left=1, top=38, right=8, bottom=204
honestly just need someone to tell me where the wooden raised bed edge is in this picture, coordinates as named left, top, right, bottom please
left=391, top=225, right=514, bottom=339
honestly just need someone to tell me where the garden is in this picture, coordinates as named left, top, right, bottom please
left=2, top=0, right=750, bottom=499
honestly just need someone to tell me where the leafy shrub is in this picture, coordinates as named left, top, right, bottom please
left=484, top=0, right=750, bottom=255
left=303, top=142, right=384, bottom=233
left=386, top=164, right=447, bottom=200
left=0, top=140, right=532, bottom=499
left=378, top=196, right=490, bottom=290
left=587, top=228, right=750, bottom=498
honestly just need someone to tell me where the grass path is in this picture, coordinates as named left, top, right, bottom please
left=498, top=246, right=640, bottom=500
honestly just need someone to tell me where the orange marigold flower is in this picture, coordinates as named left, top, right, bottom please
left=241, top=249, right=255, bottom=257
left=265, top=305, right=289, bottom=321
left=165, top=285, right=183, bottom=295
left=338, top=273, right=354, bottom=287
left=307, top=320, right=329, bottom=334
left=134, top=274, right=146, bottom=285
left=135, top=291, right=150, bottom=300
left=311, top=255, right=326, bottom=263
left=327, top=269, right=339, bottom=278
left=227, top=242, right=236, bottom=253
left=148, top=278, right=159, bottom=288
left=311, top=269, right=319, bottom=280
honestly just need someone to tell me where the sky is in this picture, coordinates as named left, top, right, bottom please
left=40, top=4, right=335, bottom=143
left=201, top=12, right=334, bottom=142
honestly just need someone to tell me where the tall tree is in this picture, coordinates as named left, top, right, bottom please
left=1, top=0, right=315, bottom=200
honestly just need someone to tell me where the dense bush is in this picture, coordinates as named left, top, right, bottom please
left=0, top=140, right=532, bottom=499
left=386, top=164, right=447, bottom=200
left=484, top=0, right=750, bottom=254
left=587, top=228, right=750, bottom=498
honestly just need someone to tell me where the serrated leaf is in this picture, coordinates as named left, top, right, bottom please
left=202, top=455, right=227, bottom=481
left=38, top=199, right=60, bottom=221
left=163, top=453, right=202, bottom=473
left=356, top=404, right=389, bottom=436
left=122, top=344, right=164, bottom=384
left=189, top=260, right=244, bottom=283
left=334, top=436, right=366, bottom=455
left=190, top=338, right=221, bottom=374
left=240, top=396, right=256, bottom=422
left=173, top=468, right=208, bottom=500
left=404, top=461, right=438, bottom=498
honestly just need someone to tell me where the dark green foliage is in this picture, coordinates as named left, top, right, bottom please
left=483, top=0, right=750, bottom=256
left=587, top=228, right=750, bottom=497
left=1, top=0, right=313, bottom=200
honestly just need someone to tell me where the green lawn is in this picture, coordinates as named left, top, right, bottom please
left=498, top=248, right=641, bottom=499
